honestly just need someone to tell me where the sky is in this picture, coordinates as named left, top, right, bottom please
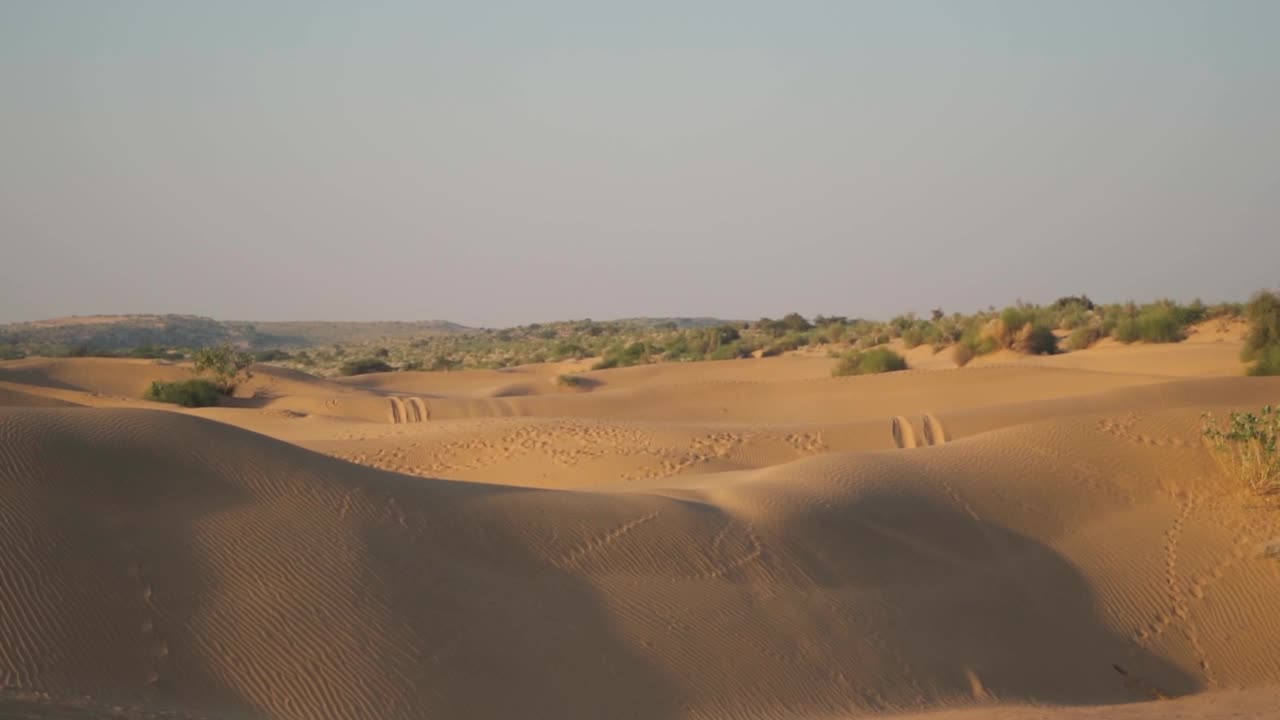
left=2, top=1, right=1277, bottom=327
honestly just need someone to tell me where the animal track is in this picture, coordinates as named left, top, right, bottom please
left=1097, top=413, right=1192, bottom=448
left=122, top=541, right=167, bottom=693
left=552, top=511, right=660, bottom=570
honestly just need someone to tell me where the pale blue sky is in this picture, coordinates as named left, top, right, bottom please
left=2, top=1, right=1277, bottom=326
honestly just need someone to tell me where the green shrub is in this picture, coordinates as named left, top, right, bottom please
left=1112, top=306, right=1185, bottom=344
left=144, top=379, right=222, bottom=408
left=428, top=355, right=462, bottom=372
left=594, top=341, right=651, bottom=369
left=901, top=326, right=924, bottom=349
left=781, top=313, right=812, bottom=333
left=1203, top=406, right=1280, bottom=494
left=550, top=341, right=589, bottom=361
left=1242, top=291, right=1280, bottom=369
left=999, top=307, right=1030, bottom=340
left=557, top=374, right=588, bottom=388
left=832, top=347, right=908, bottom=377
left=339, top=358, right=393, bottom=376
left=1052, top=295, right=1095, bottom=311
left=708, top=343, right=751, bottom=361
left=1067, top=326, right=1102, bottom=351
left=192, top=344, right=253, bottom=391
left=763, top=333, right=808, bottom=356
left=1247, top=346, right=1280, bottom=377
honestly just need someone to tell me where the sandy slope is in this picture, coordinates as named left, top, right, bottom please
left=1, top=332, right=1278, bottom=720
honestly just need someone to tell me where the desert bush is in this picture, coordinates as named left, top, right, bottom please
left=765, top=333, right=809, bottom=356
left=951, top=343, right=975, bottom=367
left=1052, top=295, right=1095, bottom=311
left=1067, top=326, right=1103, bottom=351
left=781, top=313, right=812, bottom=333
left=0, top=346, right=26, bottom=360
left=1012, top=323, right=1058, bottom=355
left=1207, top=301, right=1244, bottom=319
left=1241, top=291, right=1280, bottom=375
left=832, top=347, right=908, bottom=377
left=1248, top=346, right=1280, bottom=377
left=192, top=344, right=253, bottom=391
left=144, top=379, right=222, bottom=408
left=339, top=358, right=393, bottom=376
left=901, top=326, right=924, bottom=349
left=549, top=341, right=589, bottom=361
left=557, top=374, right=588, bottom=388
left=998, top=308, right=1030, bottom=343
left=1112, top=306, right=1186, bottom=344
left=708, top=343, right=751, bottom=361
left=428, top=355, right=462, bottom=372
left=1202, top=406, right=1280, bottom=494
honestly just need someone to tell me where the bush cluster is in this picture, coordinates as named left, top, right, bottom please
left=832, top=347, right=908, bottom=377
left=144, top=379, right=222, bottom=408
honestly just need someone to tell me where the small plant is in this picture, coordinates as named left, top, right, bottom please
left=557, top=374, right=589, bottom=389
left=144, top=379, right=222, bottom=408
left=1202, top=405, right=1280, bottom=494
left=833, top=347, right=908, bottom=377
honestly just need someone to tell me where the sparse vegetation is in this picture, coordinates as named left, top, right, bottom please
left=144, top=379, right=222, bottom=408
left=557, top=374, right=588, bottom=389
left=4, top=295, right=1262, bottom=378
left=833, top=348, right=907, bottom=377
left=1203, top=406, right=1280, bottom=494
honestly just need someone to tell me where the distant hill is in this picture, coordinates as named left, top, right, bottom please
left=0, top=315, right=471, bottom=352
left=0, top=315, right=739, bottom=355
left=247, top=320, right=472, bottom=347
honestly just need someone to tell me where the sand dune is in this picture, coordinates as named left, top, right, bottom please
left=1, top=335, right=1278, bottom=719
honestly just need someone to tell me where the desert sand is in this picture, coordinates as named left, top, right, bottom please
left=1, top=320, right=1278, bottom=719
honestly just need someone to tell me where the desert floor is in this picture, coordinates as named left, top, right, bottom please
left=1, top=320, right=1278, bottom=719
